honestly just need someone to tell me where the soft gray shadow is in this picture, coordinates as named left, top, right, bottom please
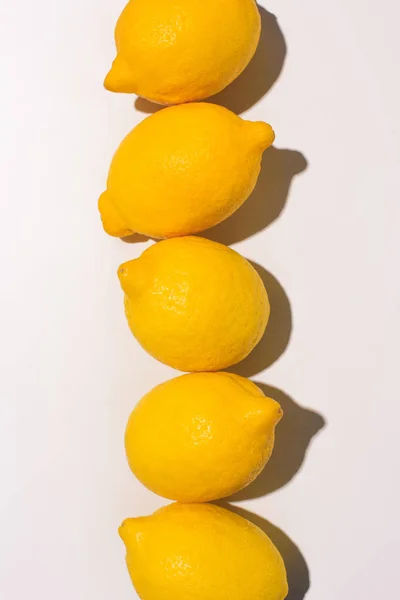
left=134, top=7, right=286, bottom=115
left=205, top=147, right=307, bottom=245
left=228, top=262, right=291, bottom=378
left=218, top=504, right=310, bottom=600
left=134, top=97, right=164, bottom=114
left=121, top=233, right=150, bottom=244
left=230, top=384, right=325, bottom=500
left=208, top=8, right=286, bottom=113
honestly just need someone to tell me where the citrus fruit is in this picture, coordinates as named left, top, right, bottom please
left=118, top=237, right=270, bottom=371
left=99, top=103, right=274, bottom=239
left=104, top=0, right=261, bottom=104
left=125, top=372, right=282, bottom=502
left=119, top=503, right=288, bottom=600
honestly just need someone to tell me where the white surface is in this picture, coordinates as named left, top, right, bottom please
left=1, top=0, right=400, bottom=598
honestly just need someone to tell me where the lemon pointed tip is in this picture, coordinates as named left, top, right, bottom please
left=119, top=518, right=145, bottom=546
left=247, top=398, right=283, bottom=429
left=99, top=192, right=134, bottom=238
left=104, top=69, right=117, bottom=92
left=117, top=262, right=130, bottom=284
left=262, top=397, right=283, bottom=425
left=104, top=56, right=136, bottom=93
left=249, top=121, right=275, bottom=151
left=118, top=259, right=142, bottom=294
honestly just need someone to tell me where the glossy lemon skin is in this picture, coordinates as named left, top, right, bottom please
left=125, top=372, right=282, bottom=502
left=104, top=0, right=261, bottom=104
left=118, top=237, right=270, bottom=372
left=120, top=503, right=288, bottom=600
left=99, top=103, right=274, bottom=239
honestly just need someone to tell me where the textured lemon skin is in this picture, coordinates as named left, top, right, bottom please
left=125, top=372, right=282, bottom=502
left=99, top=103, right=274, bottom=239
left=120, top=503, right=288, bottom=600
left=104, top=0, right=261, bottom=104
left=118, top=237, right=270, bottom=372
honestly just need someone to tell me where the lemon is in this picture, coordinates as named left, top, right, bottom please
left=125, top=372, right=282, bottom=502
left=120, top=503, right=288, bottom=600
left=99, top=103, right=274, bottom=239
left=118, top=237, right=269, bottom=372
left=104, top=0, right=261, bottom=104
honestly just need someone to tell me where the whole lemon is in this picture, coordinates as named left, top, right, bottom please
left=118, top=237, right=270, bottom=371
left=120, top=503, right=288, bottom=600
left=104, top=0, right=261, bottom=104
left=125, top=372, right=282, bottom=502
left=99, top=103, right=274, bottom=239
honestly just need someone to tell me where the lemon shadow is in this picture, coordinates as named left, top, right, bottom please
left=121, top=232, right=151, bottom=244
left=135, top=7, right=286, bottom=115
left=208, top=8, right=286, bottom=113
left=227, top=262, right=291, bottom=378
left=218, top=503, right=310, bottom=600
left=205, top=146, right=308, bottom=245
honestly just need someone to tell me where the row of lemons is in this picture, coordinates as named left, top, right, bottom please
left=100, top=1, right=289, bottom=599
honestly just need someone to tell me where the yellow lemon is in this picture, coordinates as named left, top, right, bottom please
left=118, top=237, right=269, bottom=371
left=125, top=372, right=282, bottom=502
left=119, top=503, right=288, bottom=600
left=104, top=0, right=261, bottom=104
left=99, top=103, right=274, bottom=239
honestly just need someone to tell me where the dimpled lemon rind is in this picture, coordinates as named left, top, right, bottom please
left=99, top=103, right=274, bottom=239
left=118, top=237, right=270, bottom=372
left=105, top=0, right=261, bottom=104
left=119, top=503, right=289, bottom=600
left=125, top=372, right=283, bottom=502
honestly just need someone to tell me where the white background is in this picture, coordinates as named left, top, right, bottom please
left=1, top=1, right=399, bottom=598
